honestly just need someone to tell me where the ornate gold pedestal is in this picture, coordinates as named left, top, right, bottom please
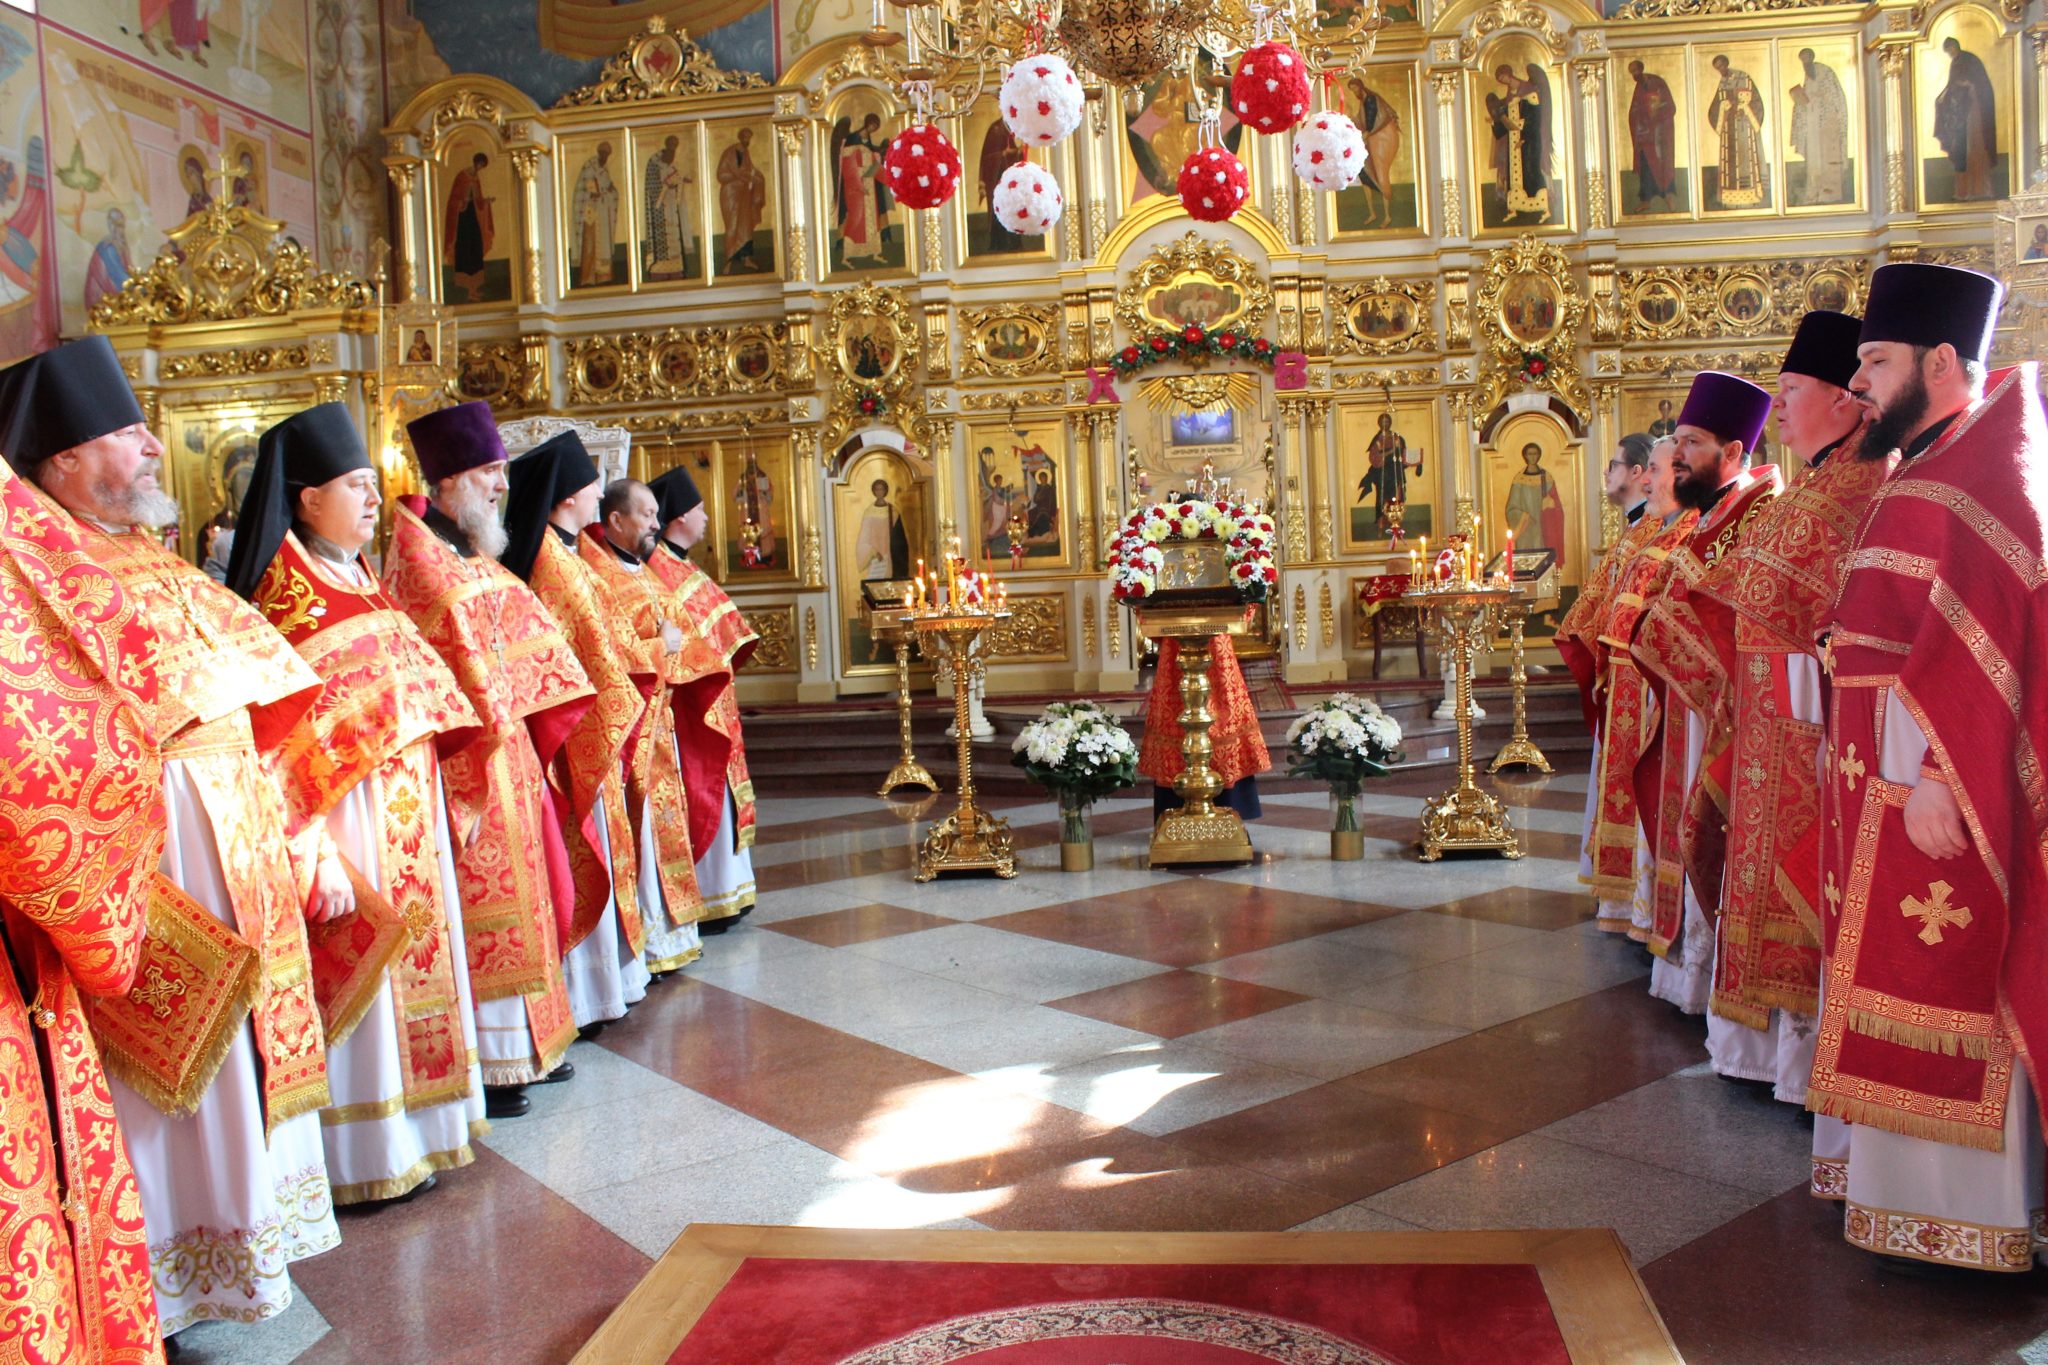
left=1412, top=587, right=1522, bottom=861
left=911, top=611, right=1016, bottom=881
left=1136, top=598, right=1256, bottom=868
left=1487, top=600, right=1552, bottom=775
left=871, top=615, right=937, bottom=796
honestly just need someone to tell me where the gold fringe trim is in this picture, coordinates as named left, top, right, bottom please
left=328, top=1143, right=478, bottom=1206
left=1807, top=1089, right=2007, bottom=1152
left=479, top=1059, right=547, bottom=1087
left=647, top=944, right=704, bottom=974
left=1752, top=984, right=1821, bottom=1017
left=469, top=1117, right=493, bottom=1141
left=465, top=965, right=553, bottom=1005
left=1710, top=996, right=1771, bottom=1031
left=265, top=1076, right=336, bottom=1133
left=1845, top=1007, right=1995, bottom=1061
left=96, top=980, right=256, bottom=1121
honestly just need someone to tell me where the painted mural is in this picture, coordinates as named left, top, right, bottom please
left=42, top=26, right=317, bottom=336
left=0, top=10, right=52, bottom=365
left=49, top=0, right=313, bottom=133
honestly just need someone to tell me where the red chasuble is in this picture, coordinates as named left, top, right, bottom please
left=528, top=531, right=651, bottom=955
left=250, top=532, right=484, bottom=1111
left=647, top=541, right=759, bottom=854
left=1631, top=470, right=1782, bottom=954
left=70, top=520, right=331, bottom=1135
left=1138, top=635, right=1273, bottom=790
left=580, top=533, right=723, bottom=937
left=380, top=503, right=591, bottom=1077
left=1689, top=450, right=1892, bottom=1024
left=1589, top=511, right=1698, bottom=910
left=1557, top=513, right=1661, bottom=737
left=1814, top=365, right=2048, bottom=1151
left=0, top=473, right=167, bottom=1365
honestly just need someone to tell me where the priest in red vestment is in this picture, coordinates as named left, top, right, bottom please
left=1685, top=315, right=1893, bottom=1168
left=380, top=402, right=593, bottom=1119
left=1815, top=263, right=2048, bottom=1270
left=647, top=466, right=757, bottom=933
left=0, top=450, right=166, bottom=1365
left=1596, top=439, right=1697, bottom=940
left=225, top=403, right=489, bottom=1205
left=581, top=478, right=726, bottom=965
left=1630, top=372, right=1780, bottom=1037
left=503, top=431, right=653, bottom=1027
left=2, top=337, right=340, bottom=1338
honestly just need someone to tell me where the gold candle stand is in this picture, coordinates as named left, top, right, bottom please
left=1410, top=586, right=1523, bottom=861
left=1135, top=599, right=1256, bottom=868
left=1486, top=600, right=1552, bottom=774
left=871, top=615, right=937, bottom=796
left=910, top=610, right=1016, bottom=881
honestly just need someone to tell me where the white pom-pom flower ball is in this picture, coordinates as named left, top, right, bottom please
left=1291, top=111, right=1366, bottom=192
left=999, top=54, right=1084, bottom=147
left=992, top=161, right=1065, bottom=235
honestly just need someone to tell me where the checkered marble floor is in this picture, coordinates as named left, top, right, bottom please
left=172, top=771, right=2048, bottom=1364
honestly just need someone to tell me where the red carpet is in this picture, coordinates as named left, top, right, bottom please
left=669, top=1258, right=1567, bottom=1365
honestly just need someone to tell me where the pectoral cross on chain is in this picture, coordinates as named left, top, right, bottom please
left=1902, top=880, right=1972, bottom=946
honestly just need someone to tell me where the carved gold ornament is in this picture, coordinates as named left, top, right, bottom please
left=1114, top=233, right=1272, bottom=341
left=554, top=17, right=767, bottom=107
left=1616, top=259, right=1871, bottom=346
left=817, top=283, right=919, bottom=444
left=960, top=304, right=1059, bottom=380
left=562, top=324, right=788, bottom=406
left=89, top=199, right=374, bottom=329
left=986, top=593, right=1068, bottom=660
left=1472, top=236, right=1589, bottom=415
left=1330, top=277, right=1438, bottom=357
left=748, top=605, right=799, bottom=671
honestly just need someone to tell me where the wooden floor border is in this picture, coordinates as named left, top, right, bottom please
left=572, top=1224, right=1683, bottom=1364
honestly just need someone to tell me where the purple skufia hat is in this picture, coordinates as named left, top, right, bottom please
left=1676, top=371, right=1773, bottom=453
left=406, top=401, right=507, bottom=484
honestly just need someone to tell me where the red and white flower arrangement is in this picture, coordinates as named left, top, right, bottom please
left=1106, top=499, right=1277, bottom=603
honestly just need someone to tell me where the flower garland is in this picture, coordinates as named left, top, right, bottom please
left=1107, top=499, right=1277, bottom=603
left=1111, top=323, right=1277, bottom=378
left=1517, top=349, right=1550, bottom=383
left=855, top=387, right=888, bottom=418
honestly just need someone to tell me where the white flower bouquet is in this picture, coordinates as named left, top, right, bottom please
left=1010, top=700, right=1138, bottom=805
left=1285, top=692, right=1403, bottom=795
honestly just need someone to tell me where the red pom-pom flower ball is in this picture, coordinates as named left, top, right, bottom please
left=883, top=124, right=963, bottom=210
left=1177, top=146, right=1249, bottom=222
left=1231, top=42, right=1310, bottom=133
left=992, top=161, right=1065, bottom=235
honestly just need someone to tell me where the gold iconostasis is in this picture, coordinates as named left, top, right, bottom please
left=92, top=2, right=2043, bottom=703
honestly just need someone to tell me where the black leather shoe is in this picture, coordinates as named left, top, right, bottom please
left=578, top=1021, right=608, bottom=1041
left=699, top=915, right=736, bottom=936
left=484, top=1086, right=529, bottom=1118
left=536, top=1060, right=575, bottom=1084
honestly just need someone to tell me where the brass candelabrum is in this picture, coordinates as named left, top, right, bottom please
left=910, top=610, right=1016, bottom=881
left=1486, top=599, right=1552, bottom=775
left=1406, top=584, right=1524, bottom=861
left=871, top=613, right=938, bottom=796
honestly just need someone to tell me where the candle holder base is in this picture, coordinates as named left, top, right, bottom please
left=1486, top=737, right=1553, bottom=775
left=1418, top=783, right=1522, bottom=860
left=879, top=757, right=939, bottom=797
left=914, top=810, right=1017, bottom=881
left=1148, top=805, right=1254, bottom=867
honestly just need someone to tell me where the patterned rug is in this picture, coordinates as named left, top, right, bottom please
left=573, top=1227, right=1681, bottom=1365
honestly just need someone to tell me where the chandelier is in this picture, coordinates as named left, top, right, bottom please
left=867, top=0, right=1385, bottom=116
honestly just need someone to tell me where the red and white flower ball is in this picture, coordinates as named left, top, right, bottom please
left=1230, top=42, right=1309, bottom=133
left=992, top=161, right=1065, bottom=235
left=1291, top=111, right=1366, bottom=192
left=1177, top=147, right=1249, bottom=222
left=882, top=124, right=962, bottom=210
left=999, top=53, right=1084, bottom=148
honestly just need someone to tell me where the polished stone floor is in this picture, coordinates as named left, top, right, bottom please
left=171, top=770, right=2048, bottom=1364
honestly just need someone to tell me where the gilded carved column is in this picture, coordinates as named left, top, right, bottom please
left=1595, top=381, right=1624, bottom=552
left=1309, top=399, right=1336, bottom=561
left=1574, top=61, right=1610, bottom=230
left=802, top=431, right=827, bottom=589
left=384, top=159, right=420, bottom=303
left=1877, top=44, right=1910, bottom=217
left=2032, top=25, right=2047, bottom=187
left=928, top=415, right=957, bottom=558
left=1085, top=89, right=1110, bottom=259
left=773, top=110, right=810, bottom=284
left=508, top=148, right=543, bottom=302
left=1431, top=72, right=1463, bottom=238
left=1447, top=390, right=1474, bottom=511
